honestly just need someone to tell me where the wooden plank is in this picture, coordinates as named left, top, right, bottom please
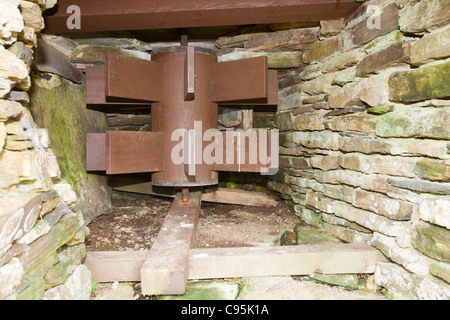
left=184, top=46, right=195, bottom=101
left=201, top=187, right=277, bottom=207
left=85, top=243, right=387, bottom=283
left=106, top=131, right=164, bottom=174
left=188, top=244, right=388, bottom=279
left=85, top=66, right=152, bottom=106
left=85, top=250, right=148, bottom=283
left=33, top=38, right=83, bottom=83
left=140, top=191, right=202, bottom=295
left=210, top=56, right=268, bottom=103
left=105, top=53, right=162, bottom=102
left=218, top=69, right=278, bottom=106
left=44, top=0, right=362, bottom=33
left=109, top=175, right=277, bottom=207
left=86, top=133, right=106, bottom=171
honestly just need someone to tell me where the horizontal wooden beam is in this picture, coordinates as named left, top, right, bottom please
left=106, top=131, right=164, bottom=174
left=210, top=56, right=268, bottom=103
left=44, top=0, right=362, bottom=34
left=85, top=243, right=387, bottom=283
left=109, top=175, right=278, bottom=207
left=106, top=53, right=162, bottom=102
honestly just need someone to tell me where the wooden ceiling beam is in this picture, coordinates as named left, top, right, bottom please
left=44, top=0, right=362, bottom=34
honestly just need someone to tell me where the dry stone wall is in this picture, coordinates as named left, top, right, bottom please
left=0, top=0, right=91, bottom=300
left=218, top=0, right=450, bottom=299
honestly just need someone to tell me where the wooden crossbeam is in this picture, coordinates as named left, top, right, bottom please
left=85, top=243, right=387, bottom=283
left=106, top=131, right=164, bottom=174
left=140, top=191, right=202, bottom=295
left=218, top=70, right=278, bottom=106
left=109, top=175, right=278, bottom=206
left=44, top=0, right=362, bottom=33
left=105, top=53, right=162, bottom=102
left=210, top=56, right=268, bottom=103
left=85, top=66, right=151, bottom=106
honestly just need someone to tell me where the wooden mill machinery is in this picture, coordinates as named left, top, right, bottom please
left=42, top=0, right=386, bottom=296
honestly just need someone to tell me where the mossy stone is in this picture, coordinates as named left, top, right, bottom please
left=156, top=281, right=239, bottom=300
left=28, top=73, right=111, bottom=223
left=412, top=223, right=450, bottom=263
left=389, top=61, right=450, bottom=102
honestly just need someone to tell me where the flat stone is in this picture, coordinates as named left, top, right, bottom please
left=19, top=1, right=45, bottom=32
left=277, top=84, right=302, bottom=111
left=414, top=160, right=450, bottom=182
left=338, top=153, right=417, bottom=178
left=321, top=49, right=366, bottom=73
left=371, top=232, right=434, bottom=276
left=399, top=0, right=450, bottom=34
left=0, top=258, right=24, bottom=300
left=430, top=262, right=450, bottom=284
left=331, top=200, right=409, bottom=237
left=411, top=25, right=450, bottom=66
left=301, top=72, right=338, bottom=96
left=419, top=195, right=450, bottom=229
left=308, top=35, right=342, bottom=63
left=310, top=273, right=359, bottom=290
left=319, top=170, right=389, bottom=194
left=412, top=223, right=450, bottom=263
left=93, top=282, right=138, bottom=300
left=356, top=42, right=411, bottom=77
left=0, top=190, right=41, bottom=252
left=387, top=177, right=450, bottom=195
left=218, top=48, right=304, bottom=69
left=354, top=189, right=413, bottom=221
left=245, top=27, right=319, bottom=52
left=375, top=262, right=419, bottom=299
left=389, top=61, right=450, bottom=102
left=292, top=131, right=341, bottom=151
left=319, top=20, right=345, bottom=39
left=324, top=113, right=376, bottom=133
left=375, top=105, right=450, bottom=139
left=157, top=281, right=239, bottom=300
left=344, top=3, right=399, bottom=49
left=41, top=264, right=92, bottom=300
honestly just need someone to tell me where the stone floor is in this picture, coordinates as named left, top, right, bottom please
left=91, top=276, right=386, bottom=300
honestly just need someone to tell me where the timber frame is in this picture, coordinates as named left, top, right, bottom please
left=44, top=0, right=363, bottom=34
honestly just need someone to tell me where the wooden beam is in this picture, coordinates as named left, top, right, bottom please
left=86, top=133, right=106, bottom=171
left=140, top=191, right=202, bottom=295
left=109, top=175, right=278, bottom=207
left=210, top=56, right=268, bottom=103
left=188, top=244, right=387, bottom=279
left=218, top=69, right=278, bottom=106
left=85, top=66, right=152, bottom=106
left=85, top=243, right=387, bottom=283
left=44, top=0, right=362, bottom=34
left=106, top=131, right=164, bottom=174
left=105, top=53, right=162, bottom=102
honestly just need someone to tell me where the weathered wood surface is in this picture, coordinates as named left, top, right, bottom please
left=140, top=191, right=202, bottom=295
left=44, top=0, right=362, bottom=33
left=109, top=175, right=277, bottom=207
left=85, top=243, right=387, bottom=283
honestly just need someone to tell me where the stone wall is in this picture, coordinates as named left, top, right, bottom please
left=218, top=0, right=450, bottom=299
left=0, top=0, right=91, bottom=300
